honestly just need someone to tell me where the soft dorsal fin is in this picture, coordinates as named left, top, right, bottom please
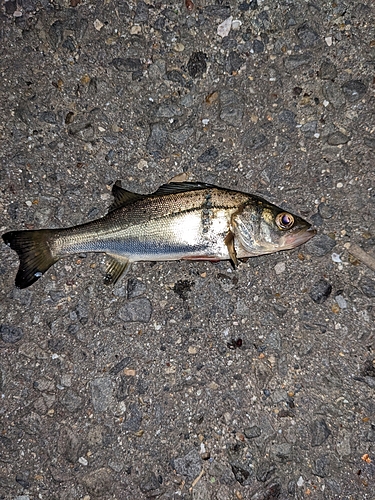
left=108, top=181, right=146, bottom=212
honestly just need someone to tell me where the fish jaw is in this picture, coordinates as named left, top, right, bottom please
left=279, top=226, right=316, bottom=251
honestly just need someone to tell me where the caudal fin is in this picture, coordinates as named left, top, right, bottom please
left=2, top=229, right=59, bottom=289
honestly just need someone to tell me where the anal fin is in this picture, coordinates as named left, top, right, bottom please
left=224, top=231, right=238, bottom=267
left=104, top=254, right=131, bottom=285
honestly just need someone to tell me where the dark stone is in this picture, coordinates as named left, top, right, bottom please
left=91, top=377, right=113, bottom=413
left=197, top=146, right=218, bottom=163
left=154, top=16, right=165, bottom=30
left=187, top=51, right=207, bottom=78
left=165, top=70, right=187, bottom=86
left=48, top=337, right=65, bottom=352
left=7, top=201, right=19, bottom=220
left=310, top=279, right=332, bottom=304
left=127, top=278, right=146, bottom=299
left=359, top=277, right=375, bottom=298
left=318, top=203, right=335, bottom=219
left=319, top=60, right=337, bottom=80
left=327, top=131, right=350, bottom=145
left=140, top=471, right=160, bottom=494
left=16, top=472, right=31, bottom=489
left=322, top=82, right=345, bottom=109
left=60, top=389, right=83, bottom=412
left=278, top=109, right=296, bottom=128
left=364, top=137, right=375, bottom=149
left=116, top=375, right=129, bottom=401
left=146, top=123, right=167, bottom=153
left=273, top=303, right=288, bottom=317
left=256, top=461, right=275, bottom=482
left=62, top=36, right=76, bottom=52
left=173, top=280, right=195, bottom=300
left=222, top=37, right=237, bottom=50
left=0, top=324, right=24, bottom=343
left=310, top=213, right=323, bottom=227
left=134, top=0, right=149, bottom=23
left=253, top=39, right=264, bottom=53
left=284, top=53, right=312, bottom=70
left=76, top=300, right=88, bottom=325
left=118, top=298, right=152, bottom=323
left=109, top=356, right=131, bottom=375
left=173, top=449, right=202, bottom=481
left=296, top=22, right=319, bottom=46
left=169, top=125, right=194, bottom=145
left=225, top=51, right=244, bottom=73
left=79, top=468, right=113, bottom=497
left=272, top=443, right=292, bottom=462
left=311, top=419, right=331, bottom=446
left=39, top=111, right=57, bottom=124
left=123, top=404, right=142, bottom=431
left=49, top=20, right=64, bottom=48
left=243, top=130, right=268, bottom=150
left=229, top=460, right=254, bottom=485
left=5, top=0, right=17, bottom=15
left=301, top=120, right=317, bottom=137
left=220, top=90, right=244, bottom=125
left=244, top=425, right=262, bottom=439
left=112, top=58, right=142, bottom=72
left=306, top=234, right=336, bottom=256
left=216, top=159, right=233, bottom=171
left=314, top=455, right=330, bottom=478
left=58, top=427, right=82, bottom=463
left=341, top=80, right=367, bottom=102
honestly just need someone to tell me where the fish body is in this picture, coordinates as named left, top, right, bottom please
left=2, top=182, right=316, bottom=289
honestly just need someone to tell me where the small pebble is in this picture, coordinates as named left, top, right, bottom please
left=275, top=262, right=286, bottom=275
left=331, top=253, right=342, bottom=263
left=94, top=19, right=104, bottom=31
left=231, top=19, right=242, bottom=30
left=335, top=295, right=347, bottom=309
left=130, top=25, right=142, bottom=35
left=79, top=457, right=88, bottom=466
left=325, top=36, right=332, bottom=46
left=173, top=43, right=185, bottom=52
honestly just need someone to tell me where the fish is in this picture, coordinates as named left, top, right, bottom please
left=2, top=181, right=316, bottom=289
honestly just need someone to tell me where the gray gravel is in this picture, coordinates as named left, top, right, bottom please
left=1, top=0, right=375, bottom=499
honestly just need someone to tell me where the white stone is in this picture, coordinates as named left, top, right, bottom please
left=217, top=16, right=233, bottom=38
left=94, top=19, right=104, bottom=31
left=275, top=262, right=286, bottom=275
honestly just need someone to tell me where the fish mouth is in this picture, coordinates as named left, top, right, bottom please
left=282, top=226, right=317, bottom=250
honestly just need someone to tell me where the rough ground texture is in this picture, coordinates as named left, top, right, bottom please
left=1, top=0, right=375, bottom=499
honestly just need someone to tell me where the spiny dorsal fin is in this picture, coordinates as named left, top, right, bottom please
left=108, top=181, right=217, bottom=212
left=104, top=254, right=131, bottom=285
left=108, top=181, right=146, bottom=213
left=151, top=181, right=216, bottom=197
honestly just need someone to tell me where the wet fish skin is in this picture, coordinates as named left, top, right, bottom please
left=2, top=181, right=316, bottom=289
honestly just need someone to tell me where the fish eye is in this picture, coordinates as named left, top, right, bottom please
left=276, top=212, right=295, bottom=230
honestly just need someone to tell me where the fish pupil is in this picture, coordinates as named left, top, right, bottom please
left=282, top=214, right=291, bottom=226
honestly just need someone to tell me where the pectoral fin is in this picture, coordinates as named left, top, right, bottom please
left=104, top=254, right=131, bottom=285
left=224, top=231, right=238, bottom=267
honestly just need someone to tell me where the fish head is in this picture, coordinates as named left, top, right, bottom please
left=233, top=201, right=316, bottom=257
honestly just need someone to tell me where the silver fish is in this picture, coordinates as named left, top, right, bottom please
left=2, top=181, right=316, bottom=289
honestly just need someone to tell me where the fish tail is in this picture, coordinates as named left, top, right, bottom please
left=2, top=229, right=59, bottom=289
